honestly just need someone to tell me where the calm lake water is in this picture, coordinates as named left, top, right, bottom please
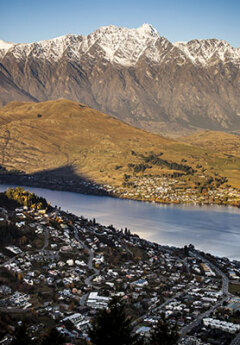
left=1, top=184, right=240, bottom=260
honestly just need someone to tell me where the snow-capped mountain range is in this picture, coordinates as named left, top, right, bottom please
left=1, top=24, right=240, bottom=135
left=1, top=24, right=240, bottom=66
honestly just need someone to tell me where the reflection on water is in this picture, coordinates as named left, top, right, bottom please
left=0, top=184, right=240, bottom=260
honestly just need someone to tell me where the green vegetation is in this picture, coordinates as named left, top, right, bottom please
left=142, top=153, right=195, bottom=174
left=5, top=187, right=49, bottom=210
left=149, top=314, right=179, bottom=345
left=0, top=223, right=21, bottom=244
left=10, top=323, right=32, bottom=345
left=133, top=163, right=148, bottom=173
left=89, top=299, right=179, bottom=345
left=89, top=297, right=143, bottom=345
left=127, top=154, right=195, bottom=175
left=10, top=324, right=66, bottom=345
left=41, top=327, right=66, bottom=345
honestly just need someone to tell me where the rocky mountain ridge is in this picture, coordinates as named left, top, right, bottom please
left=1, top=24, right=240, bottom=136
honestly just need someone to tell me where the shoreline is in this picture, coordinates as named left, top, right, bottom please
left=1, top=183, right=240, bottom=260
left=0, top=174, right=239, bottom=209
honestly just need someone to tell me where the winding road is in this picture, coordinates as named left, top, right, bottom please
left=190, top=250, right=229, bottom=295
left=179, top=250, right=231, bottom=340
left=42, top=227, right=49, bottom=251
left=180, top=297, right=228, bottom=338
left=73, top=227, right=99, bottom=306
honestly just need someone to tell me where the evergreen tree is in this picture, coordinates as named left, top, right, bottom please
left=149, top=314, right=179, bottom=345
left=41, top=327, right=66, bottom=345
left=89, top=297, right=143, bottom=345
left=11, top=323, right=32, bottom=345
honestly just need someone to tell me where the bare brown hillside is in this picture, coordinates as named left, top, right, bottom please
left=0, top=99, right=239, bottom=188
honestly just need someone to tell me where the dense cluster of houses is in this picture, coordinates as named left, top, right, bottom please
left=203, top=318, right=240, bottom=334
left=0, top=203, right=239, bottom=344
left=100, top=176, right=240, bottom=207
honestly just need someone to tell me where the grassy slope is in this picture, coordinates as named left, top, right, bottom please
left=0, top=99, right=239, bottom=188
left=181, top=131, right=240, bottom=188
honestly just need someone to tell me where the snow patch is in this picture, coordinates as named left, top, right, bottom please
left=0, top=39, right=15, bottom=50
left=1, top=26, right=240, bottom=68
left=0, top=25, right=163, bottom=65
left=174, top=39, right=240, bottom=66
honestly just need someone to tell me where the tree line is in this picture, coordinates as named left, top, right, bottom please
left=4, top=187, right=49, bottom=210
left=143, top=154, right=195, bottom=174
left=127, top=153, right=195, bottom=175
left=0, top=223, right=21, bottom=244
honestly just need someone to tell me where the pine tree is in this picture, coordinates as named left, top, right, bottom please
left=41, top=327, right=66, bottom=345
left=149, top=314, right=179, bottom=345
left=11, top=323, right=32, bottom=345
left=89, top=297, right=143, bottom=345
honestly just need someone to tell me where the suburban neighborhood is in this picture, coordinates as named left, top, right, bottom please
left=0, top=188, right=239, bottom=344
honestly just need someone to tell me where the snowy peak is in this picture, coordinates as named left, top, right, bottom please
left=1, top=27, right=240, bottom=135
left=84, top=24, right=163, bottom=65
left=0, top=39, right=15, bottom=50
left=88, top=23, right=159, bottom=39
left=0, top=25, right=165, bottom=66
left=135, top=23, right=159, bottom=37
left=174, top=39, right=240, bottom=66
left=0, top=34, right=84, bottom=61
left=1, top=25, right=240, bottom=67
left=0, top=40, right=16, bottom=58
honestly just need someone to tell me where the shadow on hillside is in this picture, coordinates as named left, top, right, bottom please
left=0, top=165, right=112, bottom=197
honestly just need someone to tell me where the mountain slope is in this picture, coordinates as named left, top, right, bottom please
left=181, top=130, right=240, bottom=157
left=0, top=70, right=37, bottom=105
left=1, top=25, right=240, bottom=136
left=0, top=99, right=239, bottom=190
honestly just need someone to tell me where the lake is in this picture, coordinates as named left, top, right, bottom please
left=1, top=184, right=240, bottom=260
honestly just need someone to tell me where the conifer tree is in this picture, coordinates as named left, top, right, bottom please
left=41, top=327, right=66, bottom=345
left=11, top=323, right=32, bottom=345
left=89, top=297, right=143, bottom=345
left=149, top=313, right=179, bottom=345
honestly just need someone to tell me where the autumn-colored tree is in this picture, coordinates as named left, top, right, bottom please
left=19, top=235, right=28, bottom=245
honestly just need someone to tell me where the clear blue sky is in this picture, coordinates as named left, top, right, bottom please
left=1, top=0, right=239, bottom=47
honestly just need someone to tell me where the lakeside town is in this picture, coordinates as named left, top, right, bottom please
left=105, top=176, right=240, bottom=207
left=0, top=188, right=240, bottom=344
left=0, top=172, right=240, bottom=209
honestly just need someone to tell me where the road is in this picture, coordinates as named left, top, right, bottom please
left=190, top=250, right=229, bottom=295
left=73, top=227, right=99, bottom=306
left=183, top=257, right=190, bottom=274
left=41, top=227, right=49, bottom=251
left=180, top=297, right=227, bottom=338
left=179, top=250, right=230, bottom=340
left=73, top=227, right=96, bottom=272
left=131, top=249, right=228, bottom=331
left=131, top=291, right=184, bottom=327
